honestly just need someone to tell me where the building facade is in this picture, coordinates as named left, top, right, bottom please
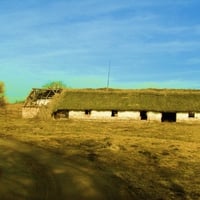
left=23, top=88, right=200, bottom=122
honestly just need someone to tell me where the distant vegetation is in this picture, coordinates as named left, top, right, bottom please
left=42, top=81, right=68, bottom=89
left=0, top=81, right=6, bottom=106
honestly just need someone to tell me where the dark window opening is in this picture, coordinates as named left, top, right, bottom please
left=85, top=110, right=91, bottom=115
left=188, top=112, right=195, bottom=118
left=140, top=111, right=147, bottom=120
left=111, top=110, right=118, bottom=117
left=52, top=109, right=69, bottom=119
left=162, top=112, right=176, bottom=122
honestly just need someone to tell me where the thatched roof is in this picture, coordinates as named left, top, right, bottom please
left=50, top=88, right=200, bottom=112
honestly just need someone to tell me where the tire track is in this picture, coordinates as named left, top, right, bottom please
left=0, top=138, right=62, bottom=200
left=0, top=138, right=133, bottom=200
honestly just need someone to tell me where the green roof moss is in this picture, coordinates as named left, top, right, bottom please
left=50, top=88, right=200, bottom=112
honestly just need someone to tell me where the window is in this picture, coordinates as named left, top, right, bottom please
left=52, top=109, right=69, bottom=119
left=188, top=112, right=195, bottom=118
left=85, top=110, right=91, bottom=115
left=111, top=110, right=118, bottom=117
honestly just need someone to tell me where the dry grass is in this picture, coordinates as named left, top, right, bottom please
left=0, top=103, right=200, bottom=199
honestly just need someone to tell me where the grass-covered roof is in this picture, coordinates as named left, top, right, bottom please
left=50, top=88, right=200, bottom=112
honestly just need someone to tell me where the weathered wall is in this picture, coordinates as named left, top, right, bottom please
left=176, top=113, right=188, bottom=121
left=22, top=107, right=39, bottom=118
left=69, top=110, right=141, bottom=120
left=177, top=112, right=200, bottom=122
left=69, top=111, right=87, bottom=119
left=118, top=111, right=140, bottom=119
left=90, top=111, right=111, bottom=119
left=147, top=112, right=162, bottom=122
left=195, top=113, right=200, bottom=119
left=36, top=99, right=51, bottom=106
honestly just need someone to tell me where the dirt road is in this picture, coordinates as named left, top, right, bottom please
left=0, top=137, right=132, bottom=200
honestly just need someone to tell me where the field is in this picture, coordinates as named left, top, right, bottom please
left=0, top=104, right=200, bottom=199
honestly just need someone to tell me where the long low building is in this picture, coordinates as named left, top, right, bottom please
left=45, top=88, right=200, bottom=122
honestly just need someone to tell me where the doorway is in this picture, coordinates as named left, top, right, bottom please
left=162, top=112, right=176, bottom=122
left=140, top=111, right=147, bottom=120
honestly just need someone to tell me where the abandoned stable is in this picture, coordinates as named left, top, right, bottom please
left=22, top=88, right=200, bottom=122
left=22, top=88, right=62, bottom=118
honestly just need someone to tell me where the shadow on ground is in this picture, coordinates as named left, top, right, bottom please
left=0, top=138, right=133, bottom=200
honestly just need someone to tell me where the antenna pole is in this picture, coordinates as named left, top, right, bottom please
left=107, top=61, right=111, bottom=89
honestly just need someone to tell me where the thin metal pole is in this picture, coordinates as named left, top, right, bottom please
left=107, top=61, right=111, bottom=89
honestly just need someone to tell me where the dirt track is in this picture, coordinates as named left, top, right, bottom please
left=0, top=137, right=133, bottom=200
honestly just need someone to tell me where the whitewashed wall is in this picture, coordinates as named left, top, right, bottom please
left=69, top=111, right=87, bottom=119
left=69, top=110, right=112, bottom=119
left=22, top=107, right=39, bottom=118
left=176, top=113, right=188, bottom=122
left=177, top=112, right=200, bottom=122
left=118, top=111, right=140, bottom=119
left=90, top=111, right=111, bottom=119
left=147, top=112, right=162, bottom=122
left=195, top=113, right=200, bottom=119
left=36, top=99, right=51, bottom=106
left=69, top=110, right=142, bottom=120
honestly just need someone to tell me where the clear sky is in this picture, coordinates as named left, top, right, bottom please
left=1, top=0, right=200, bottom=102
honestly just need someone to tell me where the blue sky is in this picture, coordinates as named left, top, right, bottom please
left=1, top=0, right=200, bottom=102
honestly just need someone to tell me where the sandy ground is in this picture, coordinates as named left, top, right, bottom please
left=0, top=137, right=133, bottom=200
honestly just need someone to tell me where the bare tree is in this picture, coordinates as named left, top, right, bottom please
left=0, top=82, right=6, bottom=106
